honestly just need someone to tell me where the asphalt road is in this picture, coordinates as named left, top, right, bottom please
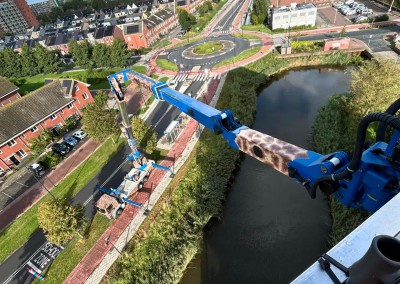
left=163, top=0, right=256, bottom=70
left=299, top=25, right=399, bottom=52
left=0, top=78, right=206, bottom=284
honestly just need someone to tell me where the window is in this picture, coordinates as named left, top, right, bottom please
left=0, top=167, right=5, bottom=177
left=308, top=11, right=315, bottom=15
left=31, top=126, right=38, bottom=133
left=0, top=150, right=2, bottom=154
left=7, top=139, right=16, bottom=147
left=275, top=16, right=280, bottom=20
left=300, top=12, right=306, bottom=16
left=50, top=114, right=57, bottom=120
left=74, top=85, right=79, bottom=91
left=82, top=92, right=88, bottom=100
left=16, top=149, right=27, bottom=158
left=22, top=134, right=27, bottom=138
left=283, top=15, right=289, bottom=19
left=67, top=103, right=73, bottom=109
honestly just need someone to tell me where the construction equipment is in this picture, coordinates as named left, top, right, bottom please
left=95, top=160, right=153, bottom=219
left=108, top=68, right=400, bottom=213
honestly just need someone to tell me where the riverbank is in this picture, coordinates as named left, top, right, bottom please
left=101, top=51, right=363, bottom=283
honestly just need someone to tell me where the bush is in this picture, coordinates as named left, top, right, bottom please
left=371, top=14, right=389, bottom=22
left=39, top=152, right=63, bottom=169
left=290, top=41, right=324, bottom=53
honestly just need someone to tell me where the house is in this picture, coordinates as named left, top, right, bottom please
left=0, top=77, right=21, bottom=107
left=269, top=3, right=317, bottom=30
left=0, top=79, right=94, bottom=175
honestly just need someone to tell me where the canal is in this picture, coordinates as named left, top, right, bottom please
left=180, top=68, right=352, bottom=283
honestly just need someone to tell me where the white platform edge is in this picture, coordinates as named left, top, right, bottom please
left=292, top=193, right=400, bottom=284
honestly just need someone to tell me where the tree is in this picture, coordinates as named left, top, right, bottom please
left=92, top=43, right=111, bottom=67
left=131, top=116, right=157, bottom=155
left=0, top=47, right=21, bottom=77
left=34, top=43, right=59, bottom=74
left=28, top=130, right=55, bottom=156
left=69, top=40, right=93, bottom=69
left=205, top=1, right=213, bottom=11
left=81, top=91, right=118, bottom=141
left=38, top=198, right=85, bottom=245
left=178, top=9, right=196, bottom=31
left=110, top=39, right=131, bottom=67
left=251, top=0, right=270, bottom=24
left=313, top=60, right=400, bottom=154
left=20, top=44, right=37, bottom=76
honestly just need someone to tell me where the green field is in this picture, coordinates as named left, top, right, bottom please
left=156, top=59, right=178, bottom=72
left=193, top=41, right=223, bottom=54
left=33, top=214, right=112, bottom=283
left=214, top=47, right=261, bottom=68
left=0, top=137, right=126, bottom=264
left=13, top=65, right=147, bottom=94
left=233, top=33, right=262, bottom=40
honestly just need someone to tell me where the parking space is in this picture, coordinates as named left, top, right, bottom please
left=318, top=0, right=400, bottom=27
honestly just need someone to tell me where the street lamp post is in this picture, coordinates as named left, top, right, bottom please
left=388, top=0, right=395, bottom=14
left=27, top=167, right=56, bottom=200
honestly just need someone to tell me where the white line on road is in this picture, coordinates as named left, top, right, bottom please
left=2, top=242, right=48, bottom=284
left=15, top=181, right=29, bottom=188
left=83, top=159, right=128, bottom=206
left=154, top=105, right=174, bottom=129
left=1, top=192, right=15, bottom=199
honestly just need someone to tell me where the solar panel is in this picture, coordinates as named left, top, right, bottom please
left=126, top=25, right=139, bottom=34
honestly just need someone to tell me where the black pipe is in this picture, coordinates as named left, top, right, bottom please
left=309, top=113, right=400, bottom=198
left=345, top=235, right=400, bottom=284
left=376, top=97, right=400, bottom=142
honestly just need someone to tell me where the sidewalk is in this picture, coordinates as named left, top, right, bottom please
left=0, top=89, right=144, bottom=232
left=0, top=139, right=100, bottom=231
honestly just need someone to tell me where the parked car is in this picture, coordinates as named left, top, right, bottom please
left=340, top=5, right=351, bottom=13
left=28, top=163, right=46, bottom=177
left=333, top=1, right=344, bottom=7
left=63, top=135, right=78, bottom=147
left=52, top=143, right=70, bottom=156
left=354, top=15, right=369, bottom=22
left=345, top=0, right=354, bottom=4
left=362, top=8, right=373, bottom=15
left=346, top=9, right=357, bottom=15
left=72, top=129, right=87, bottom=140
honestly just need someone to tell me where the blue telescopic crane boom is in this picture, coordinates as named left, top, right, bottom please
left=108, top=69, right=400, bottom=213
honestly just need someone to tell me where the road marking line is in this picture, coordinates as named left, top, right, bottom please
left=3, top=242, right=48, bottom=284
left=1, top=192, right=14, bottom=199
left=15, top=181, right=29, bottom=188
left=82, top=160, right=128, bottom=206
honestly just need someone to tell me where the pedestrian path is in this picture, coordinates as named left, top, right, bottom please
left=192, top=73, right=208, bottom=81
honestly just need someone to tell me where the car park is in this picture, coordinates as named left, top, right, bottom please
left=346, top=9, right=357, bottom=15
left=353, top=15, right=369, bottom=22
left=362, top=8, right=373, bottom=15
left=72, top=129, right=87, bottom=140
left=345, top=0, right=354, bottom=4
left=52, top=143, right=70, bottom=156
left=28, top=163, right=46, bottom=177
left=333, top=1, right=344, bottom=8
left=63, top=135, right=78, bottom=147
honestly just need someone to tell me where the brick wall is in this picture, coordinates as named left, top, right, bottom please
left=0, top=91, right=21, bottom=107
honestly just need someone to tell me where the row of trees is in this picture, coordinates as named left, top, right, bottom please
left=0, top=44, right=59, bottom=78
left=197, top=1, right=213, bottom=16
left=69, top=39, right=131, bottom=70
left=250, top=0, right=270, bottom=25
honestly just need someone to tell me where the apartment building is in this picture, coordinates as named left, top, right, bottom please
left=0, top=0, right=38, bottom=34
left=269, top=3, right=317, bottom=30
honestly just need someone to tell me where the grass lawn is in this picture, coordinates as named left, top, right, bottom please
left=137, top=95, right=155, bottom=115
left=153, top=39, right=172, bottom=50
left=159, top=77, right=169, bottom=82
left=193, top=41, right=223, bottom=54
left=214, top=47, right=261, bottom=68
left=14, top=68, right=124, bottom=94
left=33, top=214, right=112, bottom=284
left=156, top=59, right=178, bottom=72
left=233, top=33, right=261, bottom=40
left=131, top=65, right=147, bottom=74
left=173, top=37, right=204, bottom=49
left=242, top=24, right=272, bottom=33
left=0, top=137, right=126, bottom=264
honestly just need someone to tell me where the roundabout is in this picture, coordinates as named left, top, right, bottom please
left=183, top=40, right=235, bottom=59
left=163, top=35, right=261, bottom=70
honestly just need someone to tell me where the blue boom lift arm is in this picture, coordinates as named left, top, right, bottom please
left=108, top=69, right=400, bottom=213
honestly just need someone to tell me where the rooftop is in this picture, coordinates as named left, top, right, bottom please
left=0, top=77, right=19, bottom=99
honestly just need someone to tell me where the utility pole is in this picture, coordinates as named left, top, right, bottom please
left=27, top=168, right=56, bottom=200
left=388, top=0, right=395, bottom=14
